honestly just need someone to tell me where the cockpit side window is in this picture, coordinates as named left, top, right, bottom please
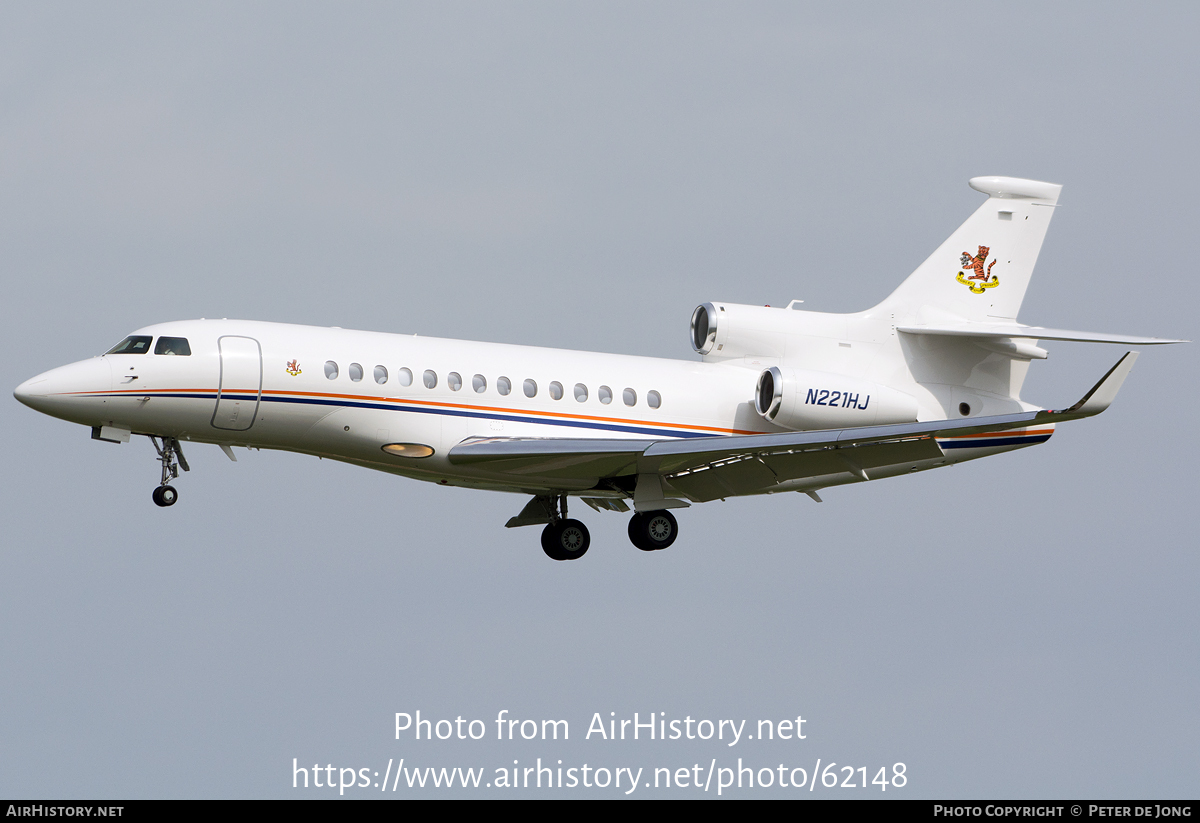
left=154, top=337, right=192, bottom=356
left=106, top=336, right=153, bottom=355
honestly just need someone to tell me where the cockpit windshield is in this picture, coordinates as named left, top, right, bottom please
left=105, top=336, right=153, bottom=355
left=154, top=337, right=191, bottom=356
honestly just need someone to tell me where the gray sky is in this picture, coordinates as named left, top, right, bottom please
left=1, top=2, right=1196, bottom=798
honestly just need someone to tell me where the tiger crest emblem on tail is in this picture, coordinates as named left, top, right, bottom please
left=956, top=245, right=999, bottom=293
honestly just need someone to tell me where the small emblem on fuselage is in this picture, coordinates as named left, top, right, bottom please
left=286, top=360, right=302, bottom=376
left=956, top=245, right=999, bottom=293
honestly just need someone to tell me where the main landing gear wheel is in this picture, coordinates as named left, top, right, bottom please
left=541, top=519, right=591, bottom=561
left=628, top=510, right=678, bottom=552
left=152, top=485, right=178, bottom=507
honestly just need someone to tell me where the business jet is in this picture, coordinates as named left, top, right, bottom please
left=14, top=177, right=1184, bottom=560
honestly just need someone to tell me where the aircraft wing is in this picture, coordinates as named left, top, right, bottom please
left=447, top=352, right=1139, bottom=497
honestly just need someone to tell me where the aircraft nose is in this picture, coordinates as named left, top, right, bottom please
left=14, top=358, right=112, bottom=419
left=13, top=375, right=50, bottom=408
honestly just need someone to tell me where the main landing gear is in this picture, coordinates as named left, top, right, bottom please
left=148, top=435, right=189, bottom=507
left=523, top=497, right=681, bottom=559
left=540, top=495, right=591, bottom=561
left=628, top=510, right=679, bottom=552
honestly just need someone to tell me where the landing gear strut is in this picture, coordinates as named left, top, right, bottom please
left=540, top=495, right=590, bottom=561
left=628, top=510, right=678, bottom=551
left=148, top=435, right=189, bottom=507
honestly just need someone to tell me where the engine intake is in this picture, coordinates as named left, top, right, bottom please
left=690, top=303, right=718, bottom=354
left=689, top=302, right=791, bottom=360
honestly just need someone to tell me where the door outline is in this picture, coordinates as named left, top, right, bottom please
left=211, top=335, right=263, bottom=431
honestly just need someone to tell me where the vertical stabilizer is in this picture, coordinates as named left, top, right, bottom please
left=882, top=177, right=1062, bottom=321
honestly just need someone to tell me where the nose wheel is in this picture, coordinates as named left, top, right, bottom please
left=148, top=435, right=189, bottom=508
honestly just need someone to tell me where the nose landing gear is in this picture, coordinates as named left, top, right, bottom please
left=148, top=435, right=189, bottom=507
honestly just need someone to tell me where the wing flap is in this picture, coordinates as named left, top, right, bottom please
left=666, top=465, right=756, bottom=502
left=666, top=436, right=947, bottom=501
left=757, top=437, right=944, bottom=484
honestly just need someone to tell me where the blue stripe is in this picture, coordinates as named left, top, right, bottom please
left=939, top=435, right=1052, bottom=449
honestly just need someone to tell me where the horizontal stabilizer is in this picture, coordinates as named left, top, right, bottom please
left=898, top=323, right=1187, bottom=345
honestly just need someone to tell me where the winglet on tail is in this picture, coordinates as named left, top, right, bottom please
left=1056, top=351, right=1139, bottom=419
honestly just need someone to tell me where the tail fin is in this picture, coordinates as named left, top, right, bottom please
left=881, top=176, right=1062, bottom=322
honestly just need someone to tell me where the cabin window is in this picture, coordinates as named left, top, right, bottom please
left=472, top=374, right=487, bottom=393
left=598, top=385, right=613, bottom=405
left=549, top=381, right=563, bottom=400
left=349, top=363, right=364, bottom=382
left=574, top=383, right=588, bottom=402
left=647, top=390, right=661, bottom=409
left=623, top=388, right=637, bottom=406
left=154, top=337, right=191, bottom=356
left=497, top=376, right=511, bottom=396
left=423, top=370, right=437, bottom=389
left=397, top=367, right=413, bottom=387
left=324, top=361, right=339, bottom=379
left=106, top=336, right=152, bottom=355
left=448, top=372, right=462, bottom=391
left=374, top=365, right=388, bottom=384
left=523, top=379, right=537, bottom=398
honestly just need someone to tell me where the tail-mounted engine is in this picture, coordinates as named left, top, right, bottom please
left=690, top=302, right=793, bottom=360
left=754, top=366, right=918, bottom=431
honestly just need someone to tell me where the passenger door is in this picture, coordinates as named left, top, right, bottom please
left=211, top=336, right=262, bottom=431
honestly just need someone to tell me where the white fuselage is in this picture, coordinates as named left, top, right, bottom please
left=15, top=317, right=1050, bottom=498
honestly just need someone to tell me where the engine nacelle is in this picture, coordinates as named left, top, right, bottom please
left=690, top=302, right=793, bottom=360
left=754, top=366, right=918, bottom=431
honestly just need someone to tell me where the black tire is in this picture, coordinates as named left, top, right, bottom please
left=541, top=519, right=590, bottom=561
left=541, top=522, right=565, bottom=560
left=152, top=485, right=178, bottom=507
left=628, top=513, right=652, bottom=551
left=628, top=510, right=678, bottom=551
